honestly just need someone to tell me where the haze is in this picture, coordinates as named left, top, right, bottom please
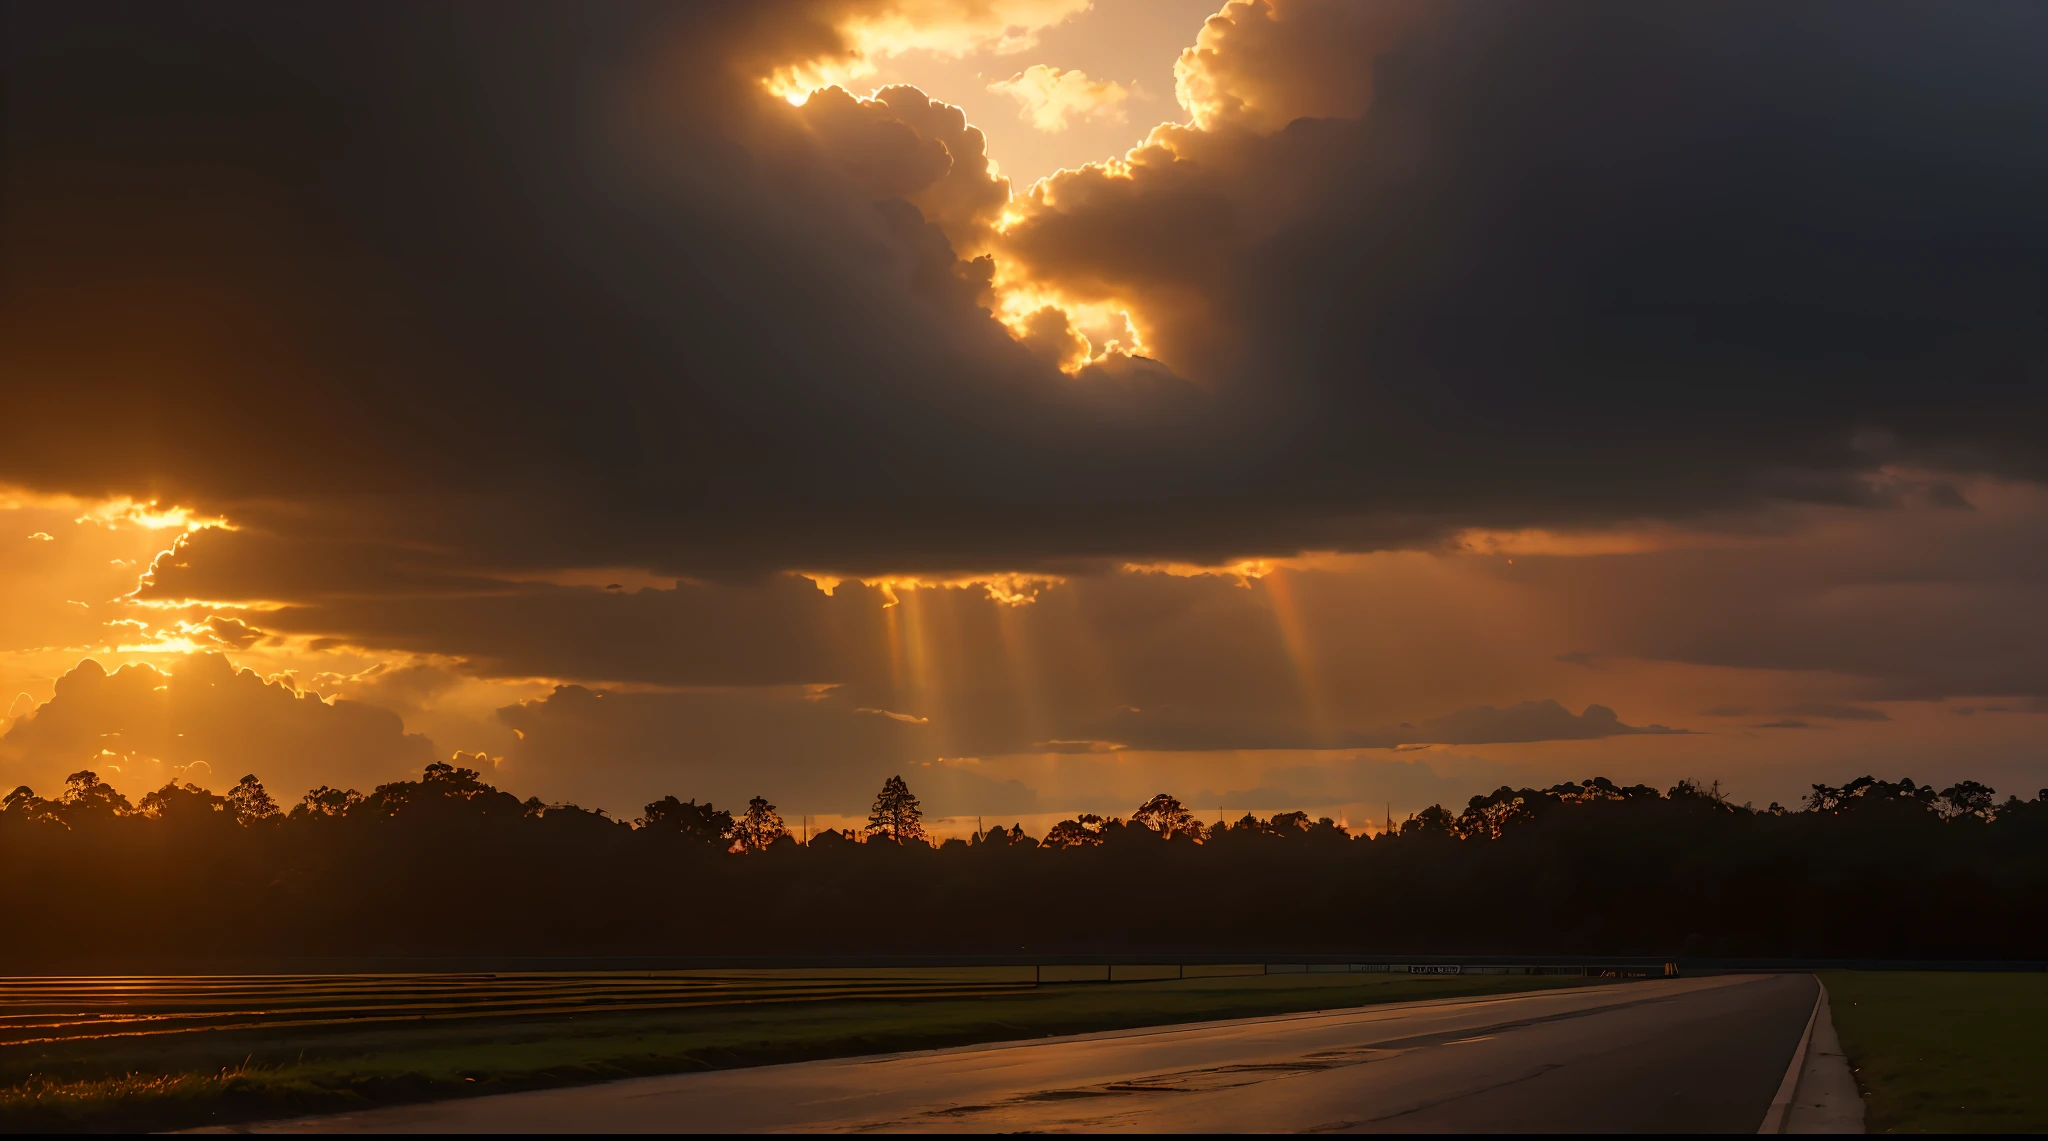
left=4, top=0, right=2046, bottom=835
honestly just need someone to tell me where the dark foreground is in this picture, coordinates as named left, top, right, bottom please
left=10, top=767, right=2046, bottom=968
left=0, top=972, right=1596, bottom=1132
left=246, top=974, right=1816, bottom=1134
left=1823, top=970, right=2048, bottom=1133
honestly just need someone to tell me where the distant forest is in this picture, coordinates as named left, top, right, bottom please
left=4, top=764, right=2044, bottom=966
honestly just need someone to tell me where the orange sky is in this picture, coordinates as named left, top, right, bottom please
left=4, top=1, right=2046, bottom=831
left=7, top=479, right=2046, bottom=832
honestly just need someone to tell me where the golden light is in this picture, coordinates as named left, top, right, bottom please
left=1448, top=525, right=1733, bottom=558
left=73, top=497, right=235, bottom=534
left=801, top=570, right=1063, bottom=607
left=1123, top=552, right=1377, bottom=584
left=992, top=274, right=1149, bottom=373
left=123, top=596, right=288, bottom=612
left=763, top=0, right=1089, bottom=109
left=1259, top=569, right=1332, bottom=744
left=112, top=629, right=214, bottom=655
left=763, top=59, right=870, bottom=107
left=801, top=573, right=845, bottom=596
left=837, top=0, right=1090, bottom=61
left=1123, top=557, right=1279, bottom=586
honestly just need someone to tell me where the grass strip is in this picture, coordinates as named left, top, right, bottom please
left=1820, top=970, right=2048, bottom=1134
left=0, top=972, right=1596, bottom=1133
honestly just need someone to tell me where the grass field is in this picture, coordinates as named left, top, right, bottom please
left=1821, top=971, right=2048, bottom=1134
left=0, top=969, right=1599, bottom=1132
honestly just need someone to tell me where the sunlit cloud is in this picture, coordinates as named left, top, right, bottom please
left=1123, top=557, right=1281, bottom=585
left=76, top=497, right=234, bottom=534
left=988, top=65, right=1129, bottom=132
left=1449, top=525, right=1734, bottom=559
left=991, top=273, right=1148, bottom=371
left=765, top=0, right=1091, bottom=104
left=1172, top=0, right=1416, bottom=130
left=857, top=706, right=932, bottom=724
left=2, top=487, right=233, bottom=535
left=8, top=4, right=2047, bottom=830
left=804, top=570, right=1063, bottom=607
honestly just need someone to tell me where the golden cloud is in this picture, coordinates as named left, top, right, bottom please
left=988, top=65, right=1130, bottom=132
left=767, top=0, right=1091, bottom=103
left=1174, top=0, right=1419, bottom=130
left=804, top=570, right=1063, bottom=607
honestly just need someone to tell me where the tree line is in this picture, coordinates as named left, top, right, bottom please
left=3, top=764, right=2043, bottom=966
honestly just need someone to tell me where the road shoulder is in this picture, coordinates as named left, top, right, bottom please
left=1786, top=981, right=1865, bottom=1134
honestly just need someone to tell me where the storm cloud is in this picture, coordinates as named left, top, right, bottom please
left=3, top=0, right=2044, bottom=582
left=3, top=1, right=2047, bottom=820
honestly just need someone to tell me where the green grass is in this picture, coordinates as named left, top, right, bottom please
left=0, top=971, right=1598, bottom=1132
left=1821, top=971, right=2048, bottom=1134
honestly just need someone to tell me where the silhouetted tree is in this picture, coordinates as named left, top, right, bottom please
left=975, top=823, right=1037, bottom=849
left=1401, top=803, right=1457, bottom=837
left=733, top=795, right=789, bottom=852
left=293, top=786, right=363, bottom=818
left=138, top=781, right=224, bottom=821
left=1938, top=780, right=1996, bottom=820
left=1042, top=813, right=1110, bottom=848
left=226, top=774, right=280, bottom=823
left=639, top=796, right=734, bottom=846
left=58, top=770, right=132, bottom=824
left=865, top=775, right=925, bottom=845
left=1130, top=793, right=1204, bottom=840
left=0, top=785, right=57, bottom=828
left=3, top=762, right=2045, bottom=966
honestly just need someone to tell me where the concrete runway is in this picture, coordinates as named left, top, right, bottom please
left=253, top=973, right=1818, bottom=1133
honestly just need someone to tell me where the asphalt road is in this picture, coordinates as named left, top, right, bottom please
left=252, top=973, right=1818, bottom=1133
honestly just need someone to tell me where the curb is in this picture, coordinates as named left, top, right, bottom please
left=1785, top=980, right=1867, bottom=1134
left=1759, top=976, right=1822, bottom=1133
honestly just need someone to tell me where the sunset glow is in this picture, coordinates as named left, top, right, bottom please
left=4, top=6, right=2046, bottom=1129
left=3, top=0, right=2045, bottom=842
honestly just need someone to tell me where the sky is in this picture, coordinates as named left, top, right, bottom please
left=3, top=0, right=2047, bottom=836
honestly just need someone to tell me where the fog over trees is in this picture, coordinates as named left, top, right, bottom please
left=3, top=765, right=2043, bottom=967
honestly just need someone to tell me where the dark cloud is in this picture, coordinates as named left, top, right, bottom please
left=0, top=653, right=433, bottom=799
left=1517, top=491, right=2048, bottom=701
left=493, top=683, right=1047, bottom=817
left=7, top=1, right=2047, bottom=817
left=2, top=0, right=2043, bottom=584
left=1082, top=697, right=1682, bottom=753
left=489, top=680, right=1567, bottom=819
left=1193, top=753, right=1532, bottom=814
left=1002, top=0, right=2048, bottom=529
left=261, top=576, right=877, bottom=689
left=1350, top=700, right=1684, bottom=749
left=1706, top=703, right=1892, bottom=722
left=1780, top=703, right=1892, bottom=723
left=134, top=489, right=2048, bottom=741
left=1953, top=701, right=2048, bottom=717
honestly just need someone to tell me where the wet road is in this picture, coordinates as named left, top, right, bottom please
left=253, top=973, right=1817, bottom=1133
